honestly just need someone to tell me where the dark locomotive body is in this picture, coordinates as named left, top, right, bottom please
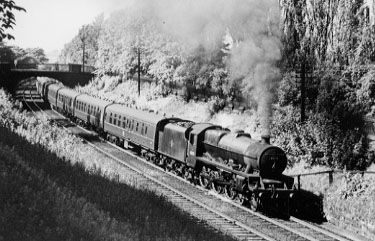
left=39, top=83, right=296, bottom=213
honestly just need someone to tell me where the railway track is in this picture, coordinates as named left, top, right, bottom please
left=19, top=81, right=367, bottom=241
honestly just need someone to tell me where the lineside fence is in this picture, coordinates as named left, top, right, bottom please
left=291, top=169, right=375, bottom=190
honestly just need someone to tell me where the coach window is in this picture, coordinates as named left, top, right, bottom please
left=145, top=126, right=148, bottom=135
left=118, top=116, right=121, bottom=126
left=109, top=113, right=112, bottom=123
left=136, top=122, right=139, bottom=132
left=141, top=123, right=144, bottom=134
left=122, top=117, right=126, bottom=128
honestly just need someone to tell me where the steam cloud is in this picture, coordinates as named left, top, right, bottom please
left=118, top=0, right=281, bottom=134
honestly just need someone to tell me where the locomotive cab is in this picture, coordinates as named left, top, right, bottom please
left=185, top=123, right=221, bottom=167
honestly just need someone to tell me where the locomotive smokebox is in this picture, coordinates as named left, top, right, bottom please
left=261, top=135, right=270, bottom=144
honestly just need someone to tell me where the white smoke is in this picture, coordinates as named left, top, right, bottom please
left=114, top=0, right=282, bottom=133
left=154, top=0, right=281, bottom=134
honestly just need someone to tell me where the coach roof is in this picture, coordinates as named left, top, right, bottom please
left=58, top=88, right=80, bottom=98
left=106, top=103, right=165, bottom=125
left=76, top=94, right=112, bottom=108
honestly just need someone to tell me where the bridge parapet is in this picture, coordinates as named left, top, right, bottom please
left=0, top=62, right=95, bottom=91
left=14, top=63, right=95, bottom=73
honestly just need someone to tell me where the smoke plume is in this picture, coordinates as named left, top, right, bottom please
left=119, top=0, right=282, bottom=134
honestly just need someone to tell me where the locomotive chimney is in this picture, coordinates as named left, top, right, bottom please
left=261, top=135, right=270, bottom=144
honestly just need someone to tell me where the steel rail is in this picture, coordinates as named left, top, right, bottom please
left=23, top=83, right=273, bottom=241
left=24, top=82, right=362, bottom=241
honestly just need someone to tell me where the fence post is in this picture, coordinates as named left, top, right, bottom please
left=297, top=175, right=301, bottom=190
left=328, top=170, right=333, bottom=185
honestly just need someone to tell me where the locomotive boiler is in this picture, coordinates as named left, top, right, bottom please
left=39, top=81, right=296, bottom=214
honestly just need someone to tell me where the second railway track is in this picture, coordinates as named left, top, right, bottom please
left=19, top=80, right=365, bottom=241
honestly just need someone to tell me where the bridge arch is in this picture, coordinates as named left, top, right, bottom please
left=0, top=63, right=95, bottom=92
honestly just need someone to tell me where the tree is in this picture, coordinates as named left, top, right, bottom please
left=24, top=47, right=48, bottom=63
left=0, top=42, right=15, bottom=61
left=0, top=0, right=26, bottom=41
left=59, top=14, right=103, bottom=66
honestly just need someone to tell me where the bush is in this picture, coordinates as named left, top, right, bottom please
left=357, top=68, right=375, bottom=111
left=277, top=72, right=300, bottom=107
left=0, top=141, right=133, bottom=241
left=324, top=174, right=375, bottom=238
left=272, top=105, right=371, bottom=169
left=0, top=88, right=235, bottom=241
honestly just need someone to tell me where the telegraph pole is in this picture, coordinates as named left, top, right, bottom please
left=300, top=61, right=306, bottom=122
left=82, top=41, right=85, bottom=72
left=79, top=25, right=90, bottom=73
left=137, top=47, right=141, bottom=96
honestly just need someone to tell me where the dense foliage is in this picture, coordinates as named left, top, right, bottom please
left=59, top=15, right=103, bottom=66
left=0, top=89, right=236, bottom=241
left=60, top=0, right=375, bottom=170
left=0, top=43, right=48, bottom=64
left=280, top=0, right=375, bottom=67
left=0, top=0, right=25, bottom=41
left=325, top=173, right=375, bottom=238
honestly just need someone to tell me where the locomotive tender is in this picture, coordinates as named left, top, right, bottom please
left=37, top=81, right=296, bottom=212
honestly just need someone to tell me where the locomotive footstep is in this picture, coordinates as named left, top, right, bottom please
left=211, top=182, right=224, bottom=194
left=224, top=185, right=237, bottom=200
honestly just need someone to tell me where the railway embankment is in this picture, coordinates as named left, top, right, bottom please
left=2, top=81, right=375, bottom=239
left=74, top=77, right=375, bottom=239
left=0, top=88, right=235, bottom=241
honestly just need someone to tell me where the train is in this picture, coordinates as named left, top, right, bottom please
left=37, top=80, right=297, bottom=213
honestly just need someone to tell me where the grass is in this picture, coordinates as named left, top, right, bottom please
left=39, top=78, right=375, bottom=238
left=0, top=139, right=133, bottom=241
left=286, top=161, right=375, bottom=238
left=0, top=87, right=236, bottom=241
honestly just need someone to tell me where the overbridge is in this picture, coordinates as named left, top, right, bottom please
left=0, top=63, right=95, bottom=92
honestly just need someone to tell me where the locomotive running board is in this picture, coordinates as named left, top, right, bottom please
left=195, top=157, right=258, bottom=179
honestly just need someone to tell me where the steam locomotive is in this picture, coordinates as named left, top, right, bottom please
left=37, top=81, right=296, bottom=213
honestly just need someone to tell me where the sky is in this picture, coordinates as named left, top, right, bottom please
left=8, top=0, right=130, bottom=59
